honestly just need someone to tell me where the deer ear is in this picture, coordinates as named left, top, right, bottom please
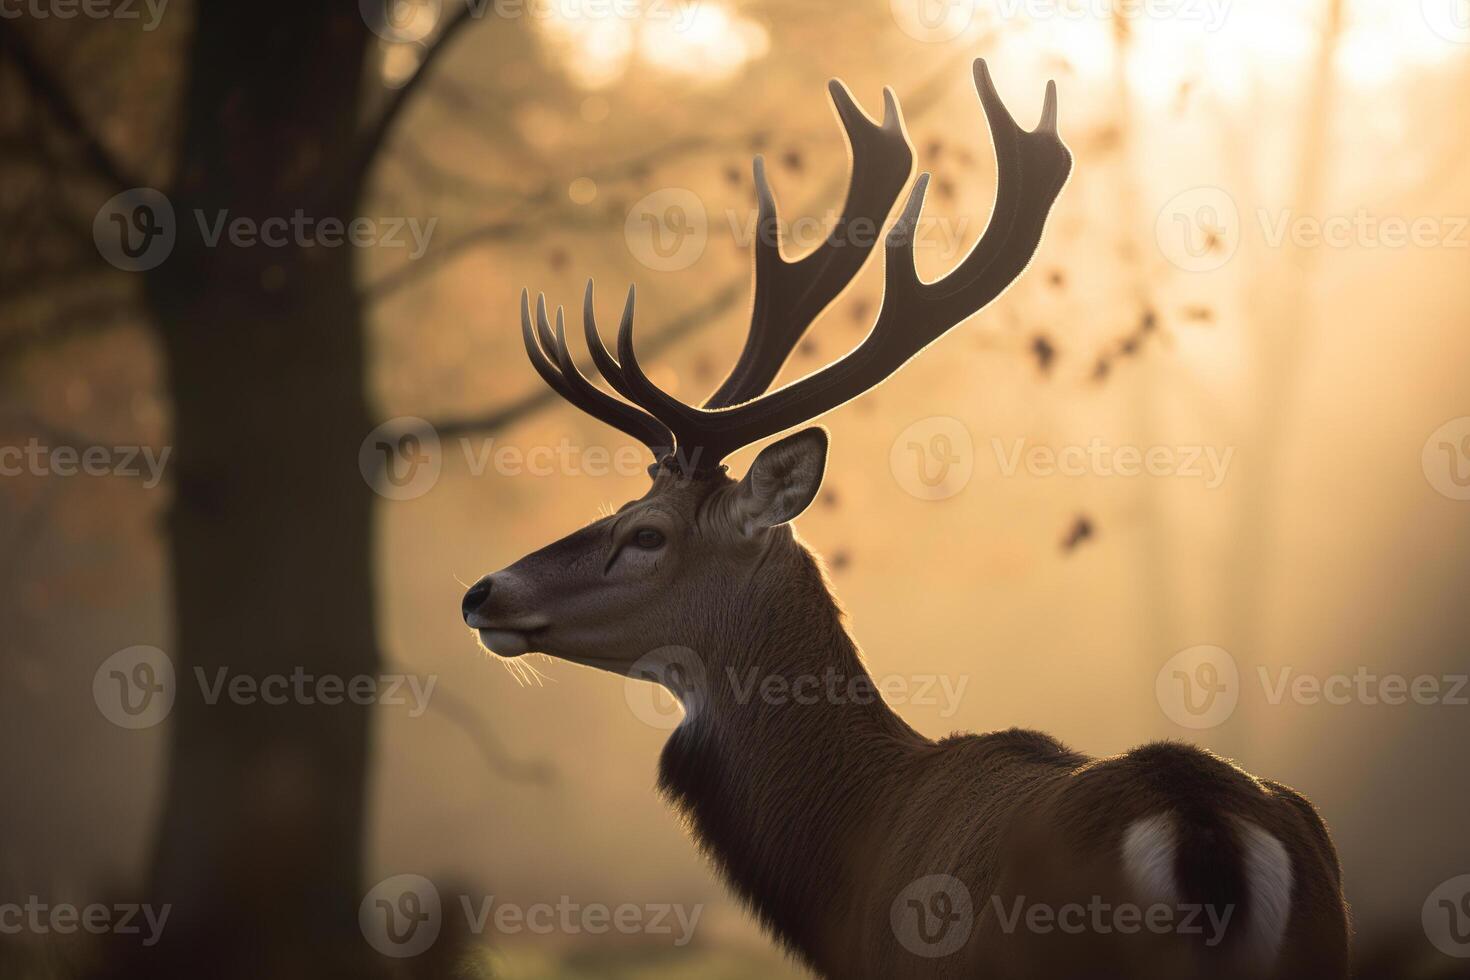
left=732, top=427, right=828, bottom=532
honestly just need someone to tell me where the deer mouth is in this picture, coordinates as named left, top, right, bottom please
left=476, top=624, right=547, bottom=659
left=470, top=620, right=546, bottom=658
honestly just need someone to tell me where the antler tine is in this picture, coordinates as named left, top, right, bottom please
left=612, top=59, right=1073, bottom=471
left=533, top=292, right=558, bottom=357
left=518, top=288, right=673, bottom=455
left=702, top=78, right=915, bottom=409
left=581, top=280, right=647, bottom=407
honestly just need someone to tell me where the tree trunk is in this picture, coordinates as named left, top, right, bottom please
left=126, top=7, right=381, bottom=976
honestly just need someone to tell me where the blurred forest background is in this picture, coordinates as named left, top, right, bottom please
left=2, top=0, right=1469, bottom=976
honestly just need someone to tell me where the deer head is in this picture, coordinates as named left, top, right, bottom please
left=461, top=59, right=1072, bottom=678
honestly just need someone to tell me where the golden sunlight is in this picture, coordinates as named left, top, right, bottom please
left=990, top=0, right=1458, bottom=105
left=538, top=0, right=769, bottom=88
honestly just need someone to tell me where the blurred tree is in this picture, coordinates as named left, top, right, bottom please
left=3, top=4, right=482, bottom=975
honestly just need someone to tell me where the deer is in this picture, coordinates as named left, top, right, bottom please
left=459, top=60, right=1350, bottom=979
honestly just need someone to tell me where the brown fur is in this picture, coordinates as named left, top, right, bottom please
left=466, top=460, right=1350, bottom=978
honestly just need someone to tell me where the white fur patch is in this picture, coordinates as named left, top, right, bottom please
left=1121, top=813, right=1181, bottom=906
left=1233, top=817, right=1294, bottom=969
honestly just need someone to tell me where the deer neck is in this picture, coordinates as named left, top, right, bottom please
left=656, top=541, right=926, bottom=965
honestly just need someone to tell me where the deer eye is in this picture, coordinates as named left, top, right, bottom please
left=632, top=528, right=666, bottom=550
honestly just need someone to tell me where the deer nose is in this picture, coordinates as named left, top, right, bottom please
left=461, top=576, right=493, bottom=623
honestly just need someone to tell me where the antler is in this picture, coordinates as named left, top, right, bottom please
left=702, top=81, right=915, bottom=408
left=519, top=289, right=673, bottom=455
left=523, top=59, right=1072, bottom=476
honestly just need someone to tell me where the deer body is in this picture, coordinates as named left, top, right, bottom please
left=652, top=521, right=1346, bottom=978
left=460, top=60, right=1350, bottom=977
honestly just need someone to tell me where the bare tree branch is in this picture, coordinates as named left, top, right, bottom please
left=351, top=1, right=483, bottom=189
left=392, top=664, right=557, bottom=785
left=0, top=26, right=144, bottom=192
left=0, top=297, right=139, bottom=367
left=363, top=217, right=544, bottom=301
